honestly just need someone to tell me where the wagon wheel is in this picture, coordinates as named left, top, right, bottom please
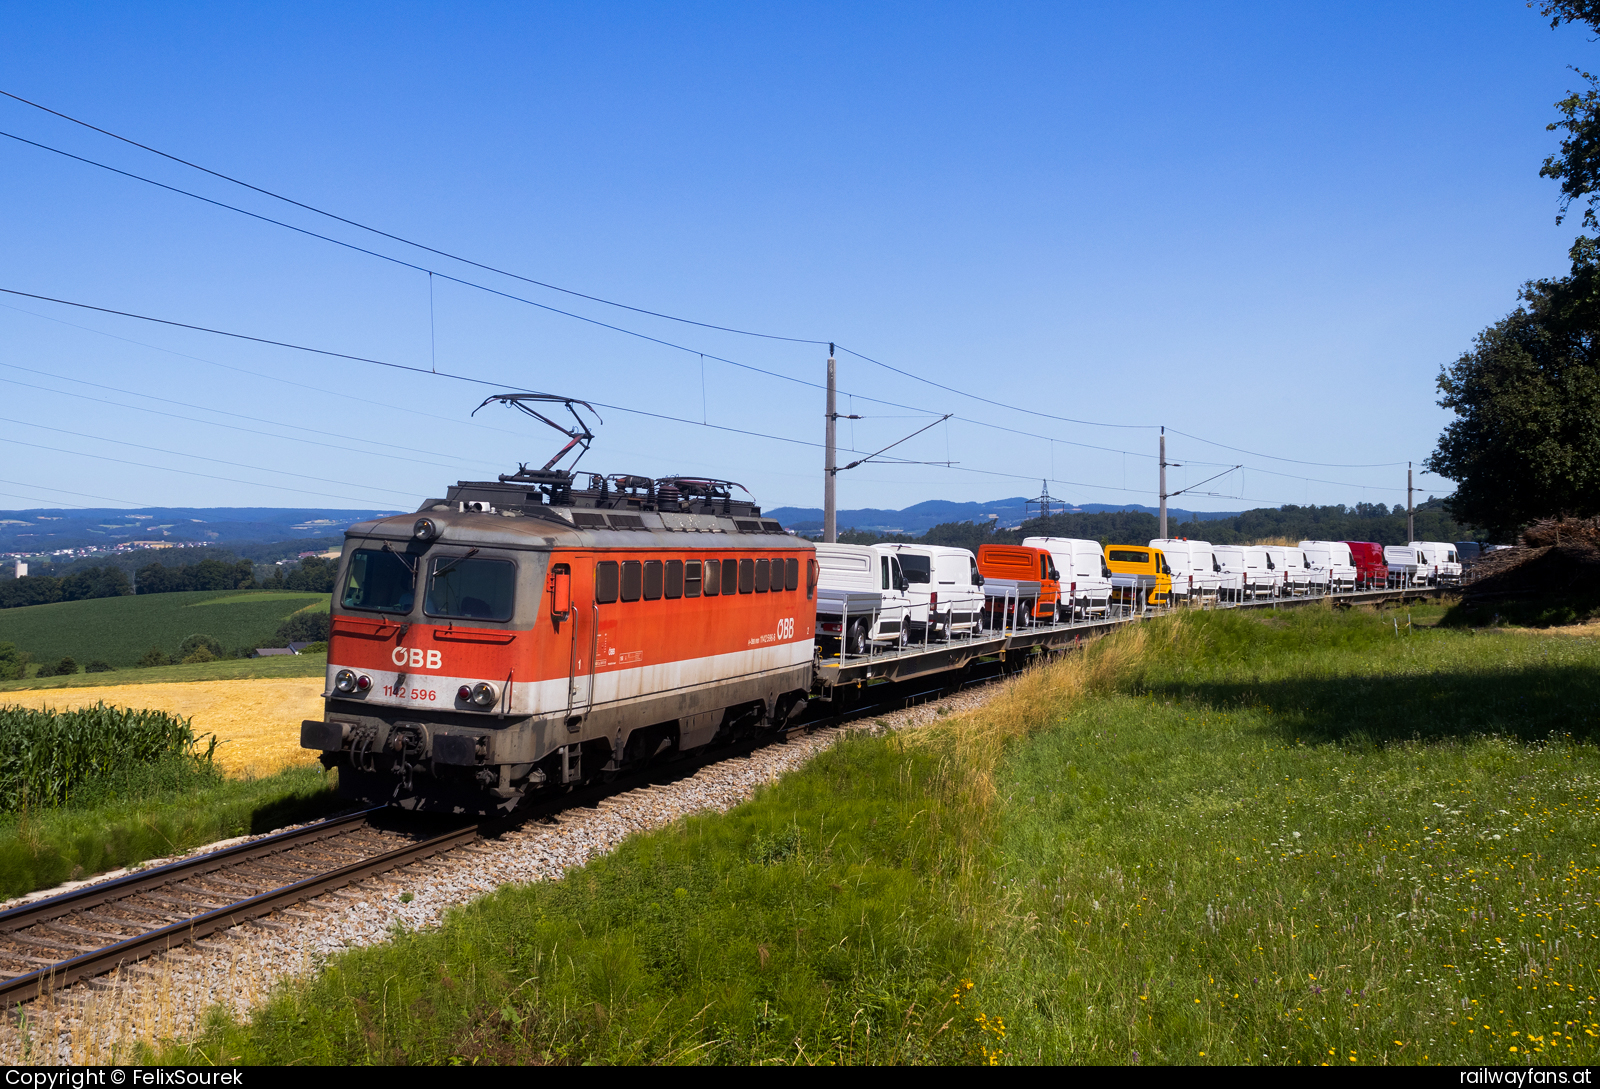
left=846, top=619, right=869, bottom=657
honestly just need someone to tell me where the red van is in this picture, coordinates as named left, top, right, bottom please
left=1343, top=541, right=1389, bottom=590
left=976, top=544, right=1060, bottom=621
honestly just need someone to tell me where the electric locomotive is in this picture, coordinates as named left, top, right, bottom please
left=300, top=395, right=818, bottom=814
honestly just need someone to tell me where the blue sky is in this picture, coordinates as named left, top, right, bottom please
left=0, top=2, right=1587, bottom=516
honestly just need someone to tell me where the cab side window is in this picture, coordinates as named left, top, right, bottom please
left=784, top=557, right=799, bottom=591
left=595, top=561, right=619, bottom=604
left=703, top=559, right=719, bottom=596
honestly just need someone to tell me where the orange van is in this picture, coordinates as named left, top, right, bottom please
left=976, top=543, right=1060, bottom=621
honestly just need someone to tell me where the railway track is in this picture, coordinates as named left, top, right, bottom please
left=0, top=810, right=479, bottom=1005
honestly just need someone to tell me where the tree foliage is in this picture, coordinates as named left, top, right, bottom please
left=135, top=558, right=256, bottom=595
left=1539, top=2, right=1600, bottom=228
left=0, top=566, right=132, bottom=610
left=1426, top=241, right=1600, bottom=538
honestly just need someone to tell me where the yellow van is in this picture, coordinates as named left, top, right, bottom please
left=1103, top=544, right=1173, bottom=608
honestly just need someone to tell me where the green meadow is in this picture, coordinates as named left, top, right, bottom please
left=159, top=605, right=1600, bottom=1066
left=0, top=651, right=327, bottom=694
left=0, top=590, right=326, bottom=671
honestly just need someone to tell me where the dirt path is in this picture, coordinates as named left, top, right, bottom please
left=0, top=678, right=325, bottom=778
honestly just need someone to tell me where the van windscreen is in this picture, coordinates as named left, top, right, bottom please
left=897, top=554, right=932, bottom=584
left=1108, top=550, right=1149, bottom=564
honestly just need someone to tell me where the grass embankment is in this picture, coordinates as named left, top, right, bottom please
left=984, top=608, right=1600, bottom=1064
left=0, top=590, right=325, bottom=671
left=0, top=704, right=341, bottom=899
left=163, top=606, right=1600, bottom=1066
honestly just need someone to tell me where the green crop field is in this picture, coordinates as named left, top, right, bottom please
left=0, top=590, right=326, bottom=669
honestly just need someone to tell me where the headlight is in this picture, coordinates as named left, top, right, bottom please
left=471, top=682, right=498, bottom=708
left=413, top=517, right=440, bottom=541
left=334, top=669, right=357, bottom=694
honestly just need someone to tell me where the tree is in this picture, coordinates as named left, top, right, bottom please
left=277, top=611, right=330, bottom=644
left=1427, top=240, right=1600, bottom=538
left=1540, top=2, right=1600, bottom=230
left=284, top=556, right=335, bottom=593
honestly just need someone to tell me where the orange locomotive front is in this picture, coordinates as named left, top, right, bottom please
left=302, top=474, right=817, bottom=814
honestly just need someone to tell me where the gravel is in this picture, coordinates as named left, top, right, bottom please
left=0, top=685, right=997, bottom=1065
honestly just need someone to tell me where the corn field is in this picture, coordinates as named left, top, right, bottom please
left=0, top=702, right=212, bottom=811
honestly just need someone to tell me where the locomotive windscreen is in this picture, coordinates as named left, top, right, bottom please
left=342, top=549, right=415, bottom=613
left=425, top=556, right=516, bottom=621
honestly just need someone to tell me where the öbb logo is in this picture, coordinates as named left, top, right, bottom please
left=392, top=647, right=443, bottom=669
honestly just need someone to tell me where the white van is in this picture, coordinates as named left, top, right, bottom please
left=1264, top=545, right=1312, bottom=596
left=1410, top=541, right=1463, bottom=586
left=1150, top=539, right=1222, bottom=601
left=813, top=543, right=912, bottom=655
left=1300, top=540, right=1357, bottom=592
left=1022, top=536, right=1112, bottom=618
left=1215, top=544, right=1275, bottom=599
left=880, top=543, right=984, bottom=639
left=1383, top=545, right=1421, bottom=587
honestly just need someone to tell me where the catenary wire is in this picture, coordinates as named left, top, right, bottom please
left=0, top=434, right=400, bottom=506
left=0, top=299, right=544, bottom=443
left=0, top=88, right=828, bottom=346
left=0, top=373, right=501, bottom=474
left=0, top=116, right=1420, bottom=474
left=0, top=285, right=1413, bottom=510
left=0, top=415, right=421, bottom=499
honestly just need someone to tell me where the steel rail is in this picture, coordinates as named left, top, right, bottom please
left=0, top=810, right=477, bottom=1003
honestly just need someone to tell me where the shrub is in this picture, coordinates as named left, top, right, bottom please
left=137, top=647, right=171, bottom=668
left=36, top=657, right=78, bottom=678
left=0, top=643, right=25, bottom=681
left=300, top=640, right=328, bottom=654
left=178, top=634, right=224, bottom=661
left=182, top=646, right=217, bottom=664
left=85, top=660, right=112, bottom=673
left=276, top=611, right=330, bottom=644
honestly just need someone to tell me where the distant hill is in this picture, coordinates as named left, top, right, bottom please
left=764, top=498, right=1242, bottom=535
left=0, top=507, right=401, bottom=552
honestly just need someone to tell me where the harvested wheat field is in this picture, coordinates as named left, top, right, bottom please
left=0, top=678, right=325, bottom=778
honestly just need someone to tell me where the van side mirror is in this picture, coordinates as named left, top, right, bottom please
left=895, top=574, right=909, bottom=592
left=548, top=566, right=571, bottom=621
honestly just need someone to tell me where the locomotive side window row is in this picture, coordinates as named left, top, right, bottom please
left=593, top=557, right=801, bottom=604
